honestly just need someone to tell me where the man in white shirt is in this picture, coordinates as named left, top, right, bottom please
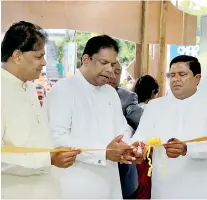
left=130, top=55, right=207, bottom=198
left=198, top=52, right=207, bottom=100
left=45, top=35, right=144, bottom=199
left=1, top=21, right=80, bottom=199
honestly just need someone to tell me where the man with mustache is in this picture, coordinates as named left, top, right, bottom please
left=45, top=35, right=144, bottom=198
left=35, top=83, right=46, bottom=106
left=1, top=21, right=80, bottom=199
left=130, top=55, right=207, bottom=198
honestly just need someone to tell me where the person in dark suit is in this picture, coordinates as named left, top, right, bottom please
left=108, top=61, right=143, bottom=199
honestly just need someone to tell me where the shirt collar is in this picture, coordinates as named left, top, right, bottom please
left=138, top=102, right=146, bottom=109
left=1, top=68, right=27, bottom=90
left=75, top=69, right=101, bottom=92
left=170, top=91, right=198, bottom=104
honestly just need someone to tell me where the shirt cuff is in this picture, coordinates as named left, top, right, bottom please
left=186, top=142, right=207, bottom=160
left=1, top=153, right=51, bottom=176
left=76, top=150, right=107, bottom=166
left=33, top=152, right=51, bottom=168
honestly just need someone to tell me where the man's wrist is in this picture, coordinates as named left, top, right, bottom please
left=182, top=143, right=187, bottom=156
left=106, top=149, right=110, bottom=160
left=50, top=152, right=55, bottom=165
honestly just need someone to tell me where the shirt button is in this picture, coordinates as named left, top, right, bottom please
left=98, top=160, right=102, bottom=164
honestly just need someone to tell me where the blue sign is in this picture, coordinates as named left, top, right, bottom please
left=170, top=33, right=200, bottom=60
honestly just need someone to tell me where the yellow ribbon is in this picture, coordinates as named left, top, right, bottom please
left=1, top=146, right=115, bottom=154
left=1, top=136, right=207, bottom=155
left=145, top=136, right=207, bottom=177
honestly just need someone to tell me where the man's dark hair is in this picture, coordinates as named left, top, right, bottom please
left=1, top=21, right=48, bottom=62
left=170, top=55, right=201, bottom=76
left=81, top=35, right=119, bottom=64
left=133, top=75, right=159, bottom=103
left=50, top=78, right=59, bottom=83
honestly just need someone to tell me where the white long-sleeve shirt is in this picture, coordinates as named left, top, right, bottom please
left=130, top=92, right=207, bottom=199
left=45, top=70, right=131, bottom=198
left=1, top=68, right=60, bottom=199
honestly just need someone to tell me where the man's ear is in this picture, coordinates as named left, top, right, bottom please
left=82, top=54, right=90, bottom=66
left=195, top=74, right=201, bottom=85
left=11, top=50, right=22, bottom=65
left=151, top=90, right=155, bottom=98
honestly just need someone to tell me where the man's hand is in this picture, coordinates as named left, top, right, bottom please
left=50, top=147, right=81, bottom=168
left=120, top=141, right=144, bottom=164
left=164, top=138, right=187, bottom=158
left=106, top=135, right=133, bottom=163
